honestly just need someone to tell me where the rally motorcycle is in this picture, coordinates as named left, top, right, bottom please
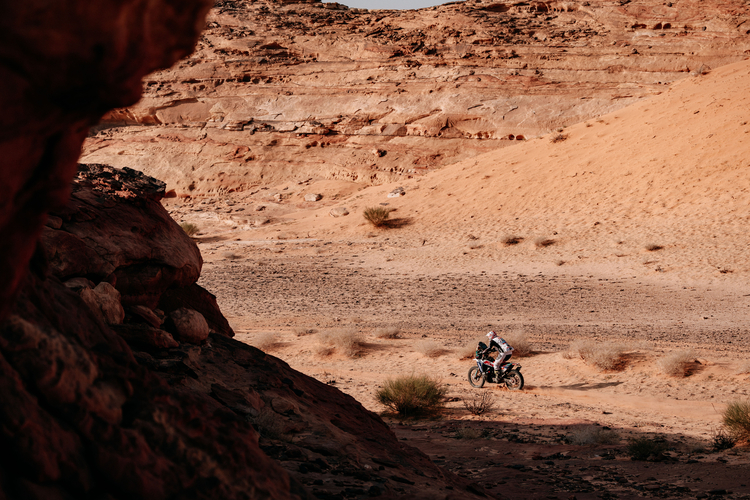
left=468, top=342, right=524, bottom=390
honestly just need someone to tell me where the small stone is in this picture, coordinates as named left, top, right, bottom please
left=387, top=187, right=405, bottom=198
left=255, top=205, right=266, bottom=211
left=330, top=207, right=349, bottom=217
left=64, top=277, right=95, bottom=291
left=45, top=215, right=63, bottom=229
left=129, top=305, right=163, bottom=328
left=304, top=193, right=322, bottom=202
left=93, top=281, right=125, bottom=325
left=167, top=307, right=209, bottom=344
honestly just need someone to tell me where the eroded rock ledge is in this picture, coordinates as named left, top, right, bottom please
left=0, top=165, right=477, bottom=499
left=83, top=0, right=750, bottom=195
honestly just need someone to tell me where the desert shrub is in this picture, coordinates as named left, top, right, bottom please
left=318, top=328, right=364, bottom=357
left=363, top=206, right=390, bottom=227
left=254, top=332, right=277, bottom=351
left=416, top=340, right=442, bottom=357
left=568, top=426, right=620, bottom=446
left=711, top=427, right=737, bottom=451
left=627, top=437, right=668, bottom=461
left=722, top=400, right=750, bottom=441
left=535, top=237, right=556, bottom=248
left=550, top=133, right=568, bottom=143
left=463, top=391, right=495, bottom=416
left=502, top=235, right=524, bottom=246
left=567, top=340, right=626, bottom=370
left=645, top=243, right=664, bottom=252
left=222, top=251, right=241, bottom=260
left=376, top=374, right=447, bottom=418
left=657, top=350, right=697, bottom=377
left=374, top=326, right=400, bottom=339
left=503, top=331, right=532, bottom=357
left=314, top=345, right=335, bottom=356
left=293, top=327, right=317, bottom=336
left=454, top=427, right=483, bottom=439
left=180, top=222, right=199, bottom=237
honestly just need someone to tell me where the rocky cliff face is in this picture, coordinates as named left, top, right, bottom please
left=82, top=0, right=750, bottom=196
left=1, top=165, right=477, bottom=499
left=0, top=0, right=214, bottom=318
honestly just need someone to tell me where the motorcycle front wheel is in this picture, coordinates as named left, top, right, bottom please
left=504, top=370, right=524, bottom=390
left=468, top=366, right=486, bottom=388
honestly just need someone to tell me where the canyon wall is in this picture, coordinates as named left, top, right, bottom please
left=82, top=0, right=750, bottom=196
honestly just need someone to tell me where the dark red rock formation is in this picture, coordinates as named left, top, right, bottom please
left=1, top=164, right=479, bottom=499
left=0, top=0, right=213, bottom=319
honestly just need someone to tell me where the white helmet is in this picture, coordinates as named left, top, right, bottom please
left=486, top=331, right=497, bottom=340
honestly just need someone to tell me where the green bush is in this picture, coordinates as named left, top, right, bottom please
left=363, top=206, right=390, bottom=227
left=626, top=437, right=667, bottom=461
left=180, top=222, right=200, bottom=237
left=723, top=400, right=750, bottom=440
left=376, top=374, right=446, bottom=418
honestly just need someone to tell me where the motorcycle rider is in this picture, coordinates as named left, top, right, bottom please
left=483, top=331, right=514, bottom=373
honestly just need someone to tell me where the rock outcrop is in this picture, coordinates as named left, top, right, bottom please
left=0, top=0, right=214, bottom=319
left=82, top=0, right=750, bottom=196
left=0, top=165, right=478, bottom=499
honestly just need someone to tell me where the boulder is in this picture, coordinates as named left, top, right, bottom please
left=167, top=307, right=210, bottom=344
left=304, top=193, right=322, bottom=202
left=330, top=207, right=350, bottom=217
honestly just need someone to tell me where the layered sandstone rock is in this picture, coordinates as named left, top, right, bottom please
left=83, top=0, right=750, bottom=196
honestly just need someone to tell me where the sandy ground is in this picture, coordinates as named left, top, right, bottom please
left=159, top=59, right=750, bottom=497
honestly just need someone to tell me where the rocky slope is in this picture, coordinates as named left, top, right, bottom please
left=82, top=0, right=750, bottom=195
left=1, top=165, right=478, bottom=499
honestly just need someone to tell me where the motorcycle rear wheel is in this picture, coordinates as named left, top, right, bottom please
left=468, top=366, right=486, bottom=388
left=504, top=370, right=524, bottom=390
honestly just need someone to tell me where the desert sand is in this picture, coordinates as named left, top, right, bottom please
left=158, top=58, right=750, bottom=497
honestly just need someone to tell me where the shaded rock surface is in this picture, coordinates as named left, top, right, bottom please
left=0, top=165, right=479, bottom=499
left=83, top=0, right=750, bottom=195
left=0, top=0, right=214, bottom=319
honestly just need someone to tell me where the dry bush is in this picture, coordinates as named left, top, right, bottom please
left=363, top=206, right=390, bottom=227
left=723, top=400, right=750, bottom=441
left=454, top=427, right=483, bottom=439
left=645, top=243, right=664, bottom=252
left=463, top=391, right=496, bottom=416
left=567, top=340, right=626, bottom=370
left=376, top=374, right=447, bottom=418
left=535, top=237, right=556, bottom=248
left=374, top=326, right=400, bottom=339
left=293, top=327, right=317, bottom=336
left=416, top=340, right=442, bottom=357
left=657, top=350, right=697, bottom=377
left=568, top=426, right=620, bottom=445
left=180, top=222, right=199, bottom=237
left=315, top=345, right=335, bottom=356
left=503, top=331, right=532, bottom=357
left=502, top=235, right=524, bottom=246
left=550, top=133, right=568, bottom=143
left=627, top=437, right=668, bottom=461
left=318, top=328, right=364, bottom=358
left=222, top=251, right=241, bottom=260
left=711, top=427, right=737, bottom=451
left=254, top=332, right=277, bottom=351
